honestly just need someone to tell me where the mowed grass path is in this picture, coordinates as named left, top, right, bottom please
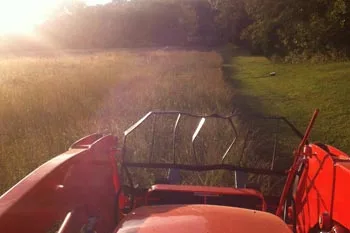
left=0, top=49, right=233, bottom=194
left=232, top=56, right=350, bottom=153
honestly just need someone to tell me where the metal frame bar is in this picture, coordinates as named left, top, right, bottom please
left=248, top=114, right=304, bottom=140
left=276, top=109, right=319, bottom=217
left=57, top=212, right=72, bottom=233
left=173, top=114, right=181, bottom=164
left=192, top=117, right=206, bottom=164
left=123, top=162, right=287, bottom=176
left=122, top=111, right=241, bottom=163
left=149, top=114, right=156, bottom=163
left=121, top=111, right=303, bottom=177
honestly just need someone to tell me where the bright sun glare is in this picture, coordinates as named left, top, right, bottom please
left=0, top=1, right=55, bottom=35
left=0, top=0, right=110, bottom=35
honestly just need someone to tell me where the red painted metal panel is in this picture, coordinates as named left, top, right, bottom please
left=294, top=144, right=350, bottom=233
left=331, top=161, right=350, bottom=230
left=0, top=134, right=119, bottom=233
left=295, top=144, right=334, bottom=233
left=325, top=145, right=350, bottom=160
left=149, top=184, right=267, bottom=211
left=114, top=205, right=292, bottom=233
left=150, top=184, right=261, bottom=196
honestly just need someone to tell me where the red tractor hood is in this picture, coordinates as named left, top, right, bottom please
left=115, top=204, right=291, bottom=233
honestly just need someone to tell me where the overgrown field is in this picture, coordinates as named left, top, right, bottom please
left=232, top=56, right=350, bottom=153
left=3, top=49, right=334, bottom=196
left=0, top=49, right=235, bottom=194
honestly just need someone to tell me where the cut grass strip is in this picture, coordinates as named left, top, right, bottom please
left=232, top=56, right=350, bottom=153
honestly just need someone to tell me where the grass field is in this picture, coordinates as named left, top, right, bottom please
left=0, top=49, right=235, bottom=194
left=231, top=55, right=350, bottom=153
left=4, top=47, right=349, bottom=195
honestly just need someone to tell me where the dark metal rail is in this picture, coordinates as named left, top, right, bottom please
left=122, top=111, right=239, bottom=164
left=121, top=110, right=303, bottom=174
left=123, top=162, right=287, bottom=176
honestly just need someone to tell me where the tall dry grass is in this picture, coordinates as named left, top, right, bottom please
left=0, top=49, right=235, bottom=194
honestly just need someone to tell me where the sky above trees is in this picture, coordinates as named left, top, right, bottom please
left=1, top=0, right=350, bottom=60
left=0, top=0, right=112, bottom=35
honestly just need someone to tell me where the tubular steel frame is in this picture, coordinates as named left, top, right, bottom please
left=121, top=111, right=304, bottom=177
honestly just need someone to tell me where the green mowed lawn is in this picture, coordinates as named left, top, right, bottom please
left=232, top=56, right=350, bottom=153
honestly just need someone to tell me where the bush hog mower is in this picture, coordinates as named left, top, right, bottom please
left=0, top=109, right=349, bottom=233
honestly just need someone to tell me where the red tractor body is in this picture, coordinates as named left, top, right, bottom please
left=0, top=110, right=349, bottom=233
left=284, top=143, right=350, bottom=233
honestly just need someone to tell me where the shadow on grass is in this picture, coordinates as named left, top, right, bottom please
left=219, top=47, right=268, bottom=117
left=218, top=47, right=302, bottom=194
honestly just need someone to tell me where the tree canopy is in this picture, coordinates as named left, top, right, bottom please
left=1, top=0, right=350, bottom=59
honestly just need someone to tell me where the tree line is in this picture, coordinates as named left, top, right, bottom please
left=1, top=0, right=350, bottom=59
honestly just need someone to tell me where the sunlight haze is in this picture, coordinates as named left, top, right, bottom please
left=0, top=0, right=111, bottom=35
